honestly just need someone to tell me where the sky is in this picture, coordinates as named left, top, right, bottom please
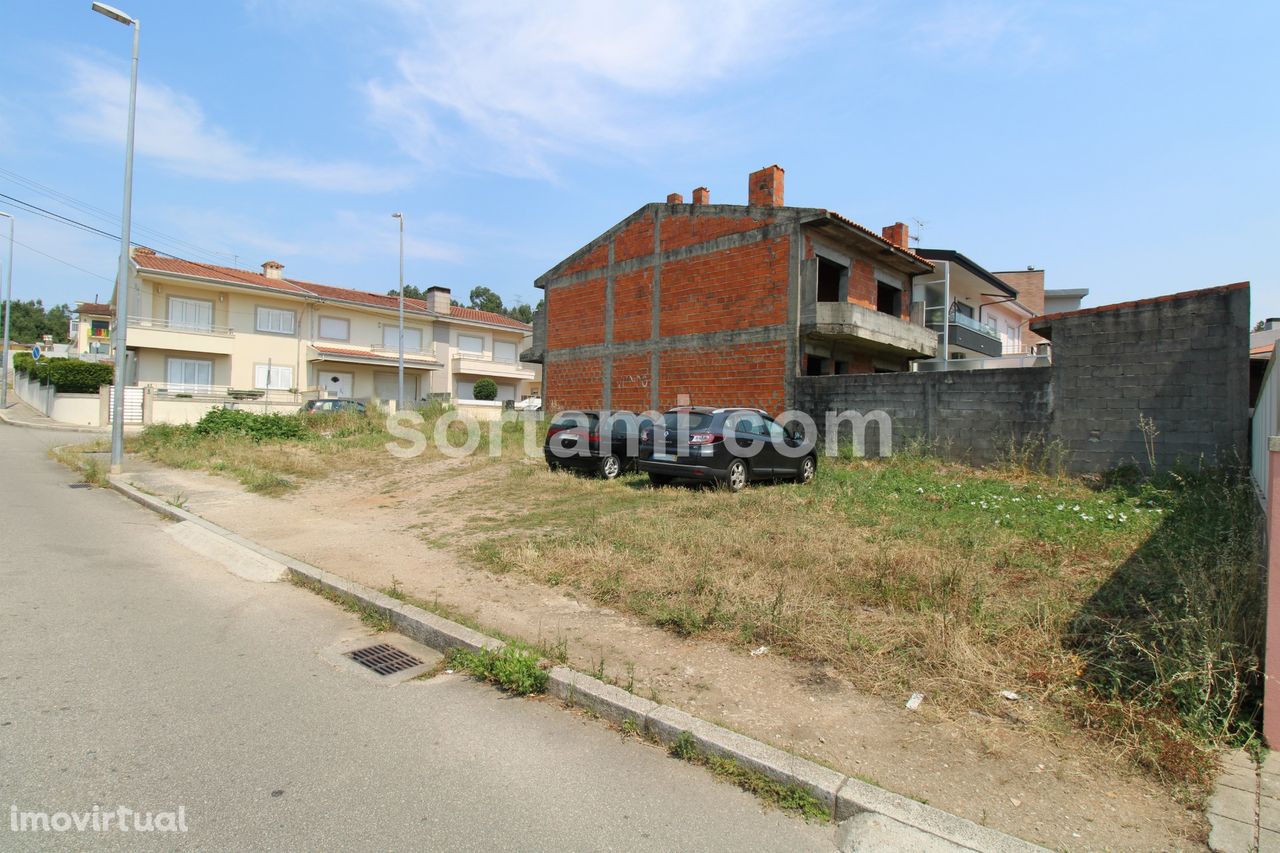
left=1, top=0, right=1276, bottom=324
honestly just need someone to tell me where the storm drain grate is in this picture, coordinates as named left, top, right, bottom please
left=344, top=643, right=424, bottom=676
left=68, top=483, right=92, bottom=489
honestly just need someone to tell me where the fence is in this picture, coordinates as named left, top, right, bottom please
left=1255, top=344, right=1279, bottom=503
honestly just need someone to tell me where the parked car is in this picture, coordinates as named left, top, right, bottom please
left=638, top=406, right=816, bottom=492
left=300, top=398, right=367, bottom=415
left=544, top=410, right=653, bottom=479
left=514, top=395, right=543, bottom=412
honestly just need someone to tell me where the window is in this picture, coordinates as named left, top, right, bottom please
left=494, top=341, right=517, bottom=363
left=876, top=281, right=901, bottom=316
left=318, top=316, right=349, bottom=341
left=805, top=354, right=828, bottom=376
left=166, top=358, right=213, bottom=390
left=817, top=257, right=848, bottom=302
left=382, top=325, right=423, bottom=351
left=256, top=306, right=296, bottom=335
left=457, top=334, right=484, bottom=354
left=954, top=302, right=974, bottom=319
left=168, top=297, right=213, bottom=331
left=727, top=411, right=769, bottom=437
left=254, top=364, right=294, bottom=390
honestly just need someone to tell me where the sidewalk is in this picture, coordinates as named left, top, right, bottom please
left=0, top=397, right=137, bottom=435
left=1208, top=749, right=1280, bottom=852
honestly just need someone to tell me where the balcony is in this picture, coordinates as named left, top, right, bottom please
left=126, top=317, right=236, bottom=355
left=800, top=301, right=938, bottom=358
left=925, top=311, right=1004, bottom=358
left=451, top=351, right=537, bottom=380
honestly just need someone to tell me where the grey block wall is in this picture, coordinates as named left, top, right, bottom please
left=1040, top=284, right=1249, bottom=473
left=794, top=368, right=1053, bottom=466
left=796, top=283, right=1250, bottom=474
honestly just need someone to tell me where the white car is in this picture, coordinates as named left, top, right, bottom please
left=513, top=396, right=542, bottom=412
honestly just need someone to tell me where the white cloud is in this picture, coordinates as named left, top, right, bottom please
left=62, top=57, right=405, bottom=193
left=906, top=1, right=1050, bottom=65
left=365, top=0, right=812, bottom=178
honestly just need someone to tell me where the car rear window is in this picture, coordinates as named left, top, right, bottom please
left=660, top=411, right=713, bottom=431
left=550, top=412, right=599, bottom=431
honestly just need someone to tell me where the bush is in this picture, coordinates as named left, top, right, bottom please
left=48, top=359, right=113, bottom=393
left=12, top=352, right=35, bottom=376
left=472, top=377, right=498, bottom=401
left=449, top=643, right=547, bottom=695
left=192, top=407, right=309, bottom=442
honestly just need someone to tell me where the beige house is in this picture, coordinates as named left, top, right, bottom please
left=116, top=247, right=537, bottom=409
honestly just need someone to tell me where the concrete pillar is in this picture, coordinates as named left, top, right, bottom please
left=1266, top=437, right=1280, bottom=746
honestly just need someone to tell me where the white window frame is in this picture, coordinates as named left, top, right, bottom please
left=166, top=357, right=214, bottom=391
left=383, top=325, right=423, bottom=352
left=167, top=296, right=214, bottom=332
left=256, top=306, right=296, bottom=336
left=318, top=316, right=350, bottom=342
left=254, top=363, right=294, bottom=391
left=493, top=340, right=517, bottom=363
left=457, top=333, right=484, bottom=355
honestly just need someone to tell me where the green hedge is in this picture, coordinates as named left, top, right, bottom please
left=472, top=377, right=498, bottom=401
left=48, top=359, right=114, bottom=393
left=11, top=355, right=113, bottom=392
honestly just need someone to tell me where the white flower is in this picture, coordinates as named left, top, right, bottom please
left=1106, top=513, right=1115, bottom=520
left=915, top=487, right=924, bottom=493
left=1056, top=504, right=1065, bottom=511
left=1072, top=505, right=1080, bottom=512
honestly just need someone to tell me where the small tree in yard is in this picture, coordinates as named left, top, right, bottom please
left=472, top=378, right=498, bottom=401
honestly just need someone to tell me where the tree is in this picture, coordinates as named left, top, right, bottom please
left=506, top=303, right=534, bottom=324
left=472, top=377, right=498, bottom=401
left=6, top=299, right=72, bottom=343
left=391, top=284, right=427, bottom=301
left=468, top=286, right=505, bottom=315
left=1256, top=320, right=1268, bottom=333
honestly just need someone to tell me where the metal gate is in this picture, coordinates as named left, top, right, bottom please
left=108, top=387, right=144, bottom=424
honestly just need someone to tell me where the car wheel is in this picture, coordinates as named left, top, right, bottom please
left=599, top=454, right=622, bottom=480
left=725, top=459, right=748, bottom=493
left=648, top=472, right=673, bottom=487
left=798, top=455, right=816, bottom=484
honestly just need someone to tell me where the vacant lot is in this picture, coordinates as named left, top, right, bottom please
left=115, top=408, right=1263, bottom=799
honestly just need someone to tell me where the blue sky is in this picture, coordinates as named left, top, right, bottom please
left=1, top=1, right=1276, bottom=323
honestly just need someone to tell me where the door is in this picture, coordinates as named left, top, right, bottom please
left=725, top=411, right=773, bottom=476
left=375, top=372, right=417, bottom=404
left=321, top=371, right=353, bottom=398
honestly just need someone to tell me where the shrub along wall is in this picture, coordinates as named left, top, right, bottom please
left=11, top=355, right=112, bottom=393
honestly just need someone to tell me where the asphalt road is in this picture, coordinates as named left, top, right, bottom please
left=0, top=424, right=834, bottom=852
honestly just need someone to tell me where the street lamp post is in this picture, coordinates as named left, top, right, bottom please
left=0, top=212, right=13, bottom=411
left=392, top=212, right=404, bottom=412
left=93, top=1, right=139, bottom=473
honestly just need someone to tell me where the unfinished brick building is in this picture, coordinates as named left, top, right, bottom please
left=526, top=166, right=938, bottom=413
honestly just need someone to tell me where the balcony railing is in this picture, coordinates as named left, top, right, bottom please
left=128, top=316, right=235, bottom=337
left=368, top=343, right=439, bottom=360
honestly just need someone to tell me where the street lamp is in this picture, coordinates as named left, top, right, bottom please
left=0, top=211, right=13, bottom=411
left=392, top=212, right=404, bottom=412
left=93, top=1, right=139, bottom=473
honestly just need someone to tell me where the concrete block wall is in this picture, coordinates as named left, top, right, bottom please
left=1033, top=282, right=1249, bottom=473
left=795, top=368, right=1053, bottom=465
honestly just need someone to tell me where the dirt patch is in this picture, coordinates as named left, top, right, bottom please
left=118, top=457, right=1206, bottom=851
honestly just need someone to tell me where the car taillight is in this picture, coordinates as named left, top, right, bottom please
left=688, top=432, right=722, bottom=445
left=588, top=432, right=600, bottom=446
left=547, top=425, right=565, bottom=438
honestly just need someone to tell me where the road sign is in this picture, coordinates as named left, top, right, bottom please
left=30, top=345, right=41, bottom=361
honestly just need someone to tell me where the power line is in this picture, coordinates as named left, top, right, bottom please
left=0, top=192, right=121, bottom=241
left=12, top=238, right=115, bottom=283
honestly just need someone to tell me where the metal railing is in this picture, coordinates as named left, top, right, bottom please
left=921, top=305, right=1003, bottom=344
left=128, top=316, right=235, bottom=337
left=368, top=343, right=439, bottom=359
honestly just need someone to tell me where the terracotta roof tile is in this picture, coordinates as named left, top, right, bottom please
left=133, top=250, right=531, bottom=331
left=75, top=302, right=114, bottom=316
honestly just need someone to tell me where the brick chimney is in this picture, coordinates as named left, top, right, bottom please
left=881, top=223, right=909, bottom=250
left=666, top=192, right=684, bottom=204
left=692, top=186, right=710, bottom=205
left=748, top=165, right=784, bottom=207
left=425, top=285, right=452, bottom=314
left=262, top=260, right=284, bottom=280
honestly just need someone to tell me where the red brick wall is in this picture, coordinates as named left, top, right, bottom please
left=611, top=352, right=652, bottom=411
left=546, top=357, right=603, bottom=410
left=659, top=237, right=790, bottom=337
left=614, top=218, right=654, bottom=263
left=562, top=244, right=608, bottom=276
left=848, top=258, right=876, bottom=309
left=659, top=215, right=764, bottom=253
left=612, top=269, right=652, bottom=343
left=659, top=340, right=787, bottom=412
left=547, top=277, right=606, bottom=349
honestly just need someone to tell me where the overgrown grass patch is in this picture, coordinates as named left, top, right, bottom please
left=472, top=451, right=1263, bottom=788
left=667, top=731, right=829, bottom=821
left=449, top=643, right=548, bottom=695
